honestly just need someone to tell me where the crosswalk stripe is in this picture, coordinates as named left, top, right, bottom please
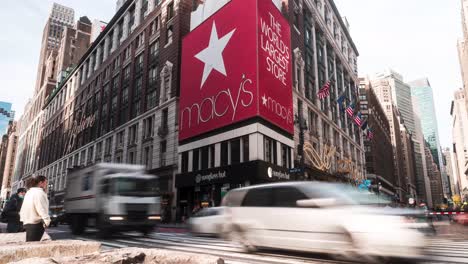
left=66, top=231, right=468, bottom=264
left=111, top=235, right=339, bottom=264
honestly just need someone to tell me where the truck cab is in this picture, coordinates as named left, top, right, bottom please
left=65, top=163, right=161, bottom=236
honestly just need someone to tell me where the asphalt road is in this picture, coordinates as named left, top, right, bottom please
left=43, top=222, right=468, bottom=264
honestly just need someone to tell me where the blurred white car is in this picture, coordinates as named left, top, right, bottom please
left=188, top=207, right=227, bottom=237
left=222, top=182, right=426, bottom=262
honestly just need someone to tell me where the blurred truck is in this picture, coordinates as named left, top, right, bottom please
left=64, top=163, right=161, bottom=237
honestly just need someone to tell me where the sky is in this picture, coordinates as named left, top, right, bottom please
left=0, top=0, right=463, bottom=148
left=0, top=0, right=116, bottom=118
left=334, top=0, right=463, bottom=148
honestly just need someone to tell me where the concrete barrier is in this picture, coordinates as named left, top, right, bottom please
left=0, top=240, right=101, bottom=264
left=10, top=247, right=225, bottom=264
left=0, top=232, right=51, bottom=245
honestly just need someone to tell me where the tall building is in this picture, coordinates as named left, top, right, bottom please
left=458, top=0, right=468, bottom=111
left=443, top=147, right=460, bottom=196
left=451, top=89, right=468, bottom=199
left=0, top=101, right=14, bottom=135
left=359, top=79, right=396, bottom=197
left=0, top=121, right=17, bottom=201
left=12, top=4, right=95, bottom=191
left=35, top=3, right=75, bottom=94
left=369, top=74, right=418, bottom=201
left=19, top=0, right=193, bottom=220
left=424, top=142, right=444, bottom=206
left=174, top=0, right=363, bottom=217
left=290, top=0, right=364, bottom=183
left=410, top=78, right=450, bottom=197
left=55, top=16, right=93, bottom=84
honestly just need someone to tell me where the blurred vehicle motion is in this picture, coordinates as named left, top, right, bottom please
left=221, top=182, right=426, bottom=262
left=64, top=163, right=161, bottom=237
left=50, top=210, right=67, bottom=227
left=454, top=212, right=468, bottom=225
left=188, top=207, right=227, bottom=237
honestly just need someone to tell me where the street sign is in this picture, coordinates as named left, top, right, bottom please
left=289, top=168, right=303, bottom=174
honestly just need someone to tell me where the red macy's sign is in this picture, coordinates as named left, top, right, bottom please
left=179, top=0, right=293, bottom=141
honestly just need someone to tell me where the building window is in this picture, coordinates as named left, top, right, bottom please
left=123, top=65, right=131, bottom=83
left=281, top=144, right=291, bottom=168
left=210, top=145, right=215, bottom=168
left=161, top=108, right=168, bottom=128
left=128, top=151, right=136, bottom=164
left=134, top=76, right=143, bottom=98
left=167, top=2, right=174, bottom=20
left=122, top=87, right=129, bottom=104
left=117, top=130, right=124, bottom=148
left=160, top=140, right=167, bottom=166
left=166, top=25, right=173, bottom=45
left=128, top=124, right=138, bottom=145
left=150, top=16, right=159, bottom=35
left=192, top=148, right=200, bottom=171
left=181, top=151, right=189, bottom=173
left=264, top=137, right=277, bottom=164
left=87, top=146, right=94, bottom=163
left=147, top=90, right=157, bottom=109
left=242, top=135, right=249, bottom=162
left=135, top=54, right=144, bottom=74
left=143, top=116, right=154, bottom=139
left=231, top=138, right=241, bottom=165
left=105, top=136, right=112, bottom=155
left=221, top=141, right=228, bottom=166
left=149, top=40, right=159, bottom=63
left=143, top=145, right=153, bottom=168
left=201, top=146, right=209, bottom=170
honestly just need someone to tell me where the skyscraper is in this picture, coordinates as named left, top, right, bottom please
left=410, top=78, right=450, bottom=198
left=34, top=3, right=74, bottom=94
left=0, top=101, right=14, bottom=135
left=451, top=89, right=468, bottom=198
left=370, top=70, right=431, bottom=205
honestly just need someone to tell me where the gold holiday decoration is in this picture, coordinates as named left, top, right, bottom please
left=303, top=142, right=336, bottom=171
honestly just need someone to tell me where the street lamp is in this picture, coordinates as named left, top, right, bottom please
left=294, top=113, right=308, bottom=180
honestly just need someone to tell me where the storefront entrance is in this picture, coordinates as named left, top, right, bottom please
left=175, top=160, right=292, bottom=221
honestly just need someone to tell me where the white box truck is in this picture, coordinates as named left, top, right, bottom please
left=64, top=163, right=161, bottom=237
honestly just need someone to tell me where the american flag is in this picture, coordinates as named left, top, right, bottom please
left=346, top=103, right=355, bottom=117
left=367, top=128, right=374, bottom=140
left=354, top=112, right=362, bottom=126
left=317, top=80, right=331, bottom=100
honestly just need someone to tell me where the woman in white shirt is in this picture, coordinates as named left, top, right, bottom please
left=19, top=175, right=51, bottom=242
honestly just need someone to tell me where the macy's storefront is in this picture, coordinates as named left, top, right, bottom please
left=175, top=160, right=294, bottom=220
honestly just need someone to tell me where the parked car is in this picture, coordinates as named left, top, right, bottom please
left=222, top=182, right=426, bottom=262
left=188, top=207, right=227, bottom=237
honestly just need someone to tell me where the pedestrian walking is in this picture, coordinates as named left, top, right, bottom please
left=2, top=188, right=27, bottom=233
left=19, top=176, right=51, bottom=242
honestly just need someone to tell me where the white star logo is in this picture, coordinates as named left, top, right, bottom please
left=262, top=95, right=267, bottom=106
left=195, top=21, right=236, bottom=89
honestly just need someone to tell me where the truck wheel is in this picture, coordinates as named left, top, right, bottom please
left=70, top=215, right=85, bottom=235
left=140, top=226, right=153, bottom=236
left=97, top=214, right=112, bottom=239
